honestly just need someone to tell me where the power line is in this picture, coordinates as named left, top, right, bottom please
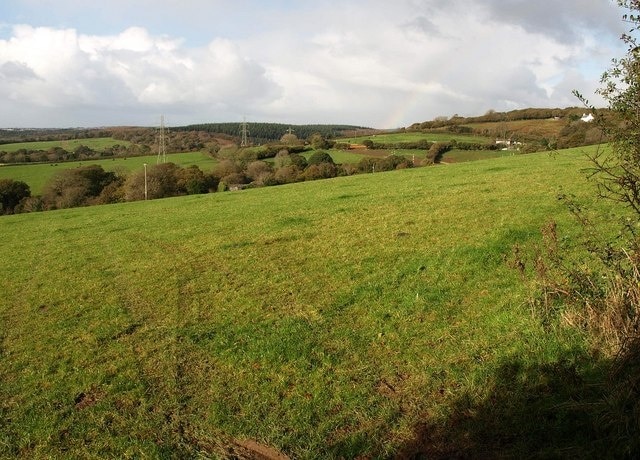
left=240, top=116, right=250, bottom=147
left=157, top=115, right=167, bottom=164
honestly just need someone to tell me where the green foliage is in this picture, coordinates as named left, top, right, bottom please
left=309, top=133, right=334, bottom=150
left=0, top=151, right=219, bottom=195
left=300, top=162, right=337, bottom=180
left=0, top=138, right=133, bottom=164
left=273, top=165, right=302, bottom=184
left=42, top=165, right=119, bottom=209
left=356, top=155, right=412, bottom=173
left=0, top=178, right=30, bottom=214
left=123, top=162, right=211, bottom=200
left=289, top=153, right=308, bottom=169
left=307, top=151, right=335, bottom=165
left=426, top=142, right=451, bottom=164
left=177, top=165, right=213, bottom=195
left=177, top=122, right=369, bottom=144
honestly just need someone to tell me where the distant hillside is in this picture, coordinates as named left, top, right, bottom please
left=174, top=122, right=372, bottom=144
left=407, top=107, right=606, bottom=150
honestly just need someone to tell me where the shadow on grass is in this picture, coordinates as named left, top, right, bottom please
left=396, top=347, right=640, bottom=459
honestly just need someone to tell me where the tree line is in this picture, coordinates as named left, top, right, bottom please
left=174, top=122, right=370, bottom=144
left=0, top=144, right=415, bottom=215
left=0, top=129, right=227, bottom=164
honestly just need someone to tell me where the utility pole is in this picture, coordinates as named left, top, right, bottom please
left=143, top=163, right=148, bottom=200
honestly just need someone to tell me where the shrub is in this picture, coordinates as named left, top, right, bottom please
left=426, top=142, right=451, bottom=164
left=274, top=165, right=302, bottom=184
left=0, top=179, right=31, bottom=214
left=123, top=163, right=181, bottom=201
left=307, top=151, right=334, bottom=165
left=177, top=165, right=209, bottom=195
left=301, top=163, right=337, bottom=181
left=42, top=165, right=119, bottom=209
left=289, top=153, right=308, bottom=169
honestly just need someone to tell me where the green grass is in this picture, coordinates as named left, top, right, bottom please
left=0, top=137, right=131, bottom=153
left=0, top=146, right=611, bottom=457
left=443, top=148, right=518, bottom=163
left=341, top=131, right=492, bottom=144
left=303, top=149, right=366, bottom=164
left=0, top=151, right=218, bottom=194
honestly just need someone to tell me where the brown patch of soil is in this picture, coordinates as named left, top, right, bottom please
left=74, top=386, right=103, bottom=410
left=230, top=439, right=291, bottom=460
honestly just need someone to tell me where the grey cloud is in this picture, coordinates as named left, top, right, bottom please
left=0, top=61, right=41, bottom=81
left=479, top=0, right=622, bottom=44
left=404, top=16, right=442, bottom=37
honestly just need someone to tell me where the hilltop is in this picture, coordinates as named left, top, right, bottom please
left=405, top=107, right=603, bottom=151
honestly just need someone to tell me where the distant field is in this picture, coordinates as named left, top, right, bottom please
left=340, top=131, right=492, bottom=144
left=0, top=151, right=218, bottom=194
left=304, top=149, right=365, bottom=164
left=0, top=137, right=132, bottom=152
left=443, top=148, right=517, bottom=163
left=0, top=145, right=610, bottom=458
left=464, top=118, right=566, bottom=138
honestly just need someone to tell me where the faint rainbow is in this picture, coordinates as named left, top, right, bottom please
left=381, top=88, right=425, bottom=129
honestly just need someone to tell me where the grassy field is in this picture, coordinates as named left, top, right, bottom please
left=0, top=146, right=613, bottom=457
left=0, top=151, right=218, bottom=194
left=305, top=149, right=366, bottom=164
left=443, top=148, right=518, bottom=163
left=464, top=118, right=566, bottom=138
left=0, top=137, right=132, bottom=153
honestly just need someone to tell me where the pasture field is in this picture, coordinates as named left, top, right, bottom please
left=464, top=118, right=567, bottom=138
left=341, top=131, right=492, bottom=144
left=0, top=137, right=132, bottom=153
left=303, top=149, right=365, bottom=164
left=0, top=151, right=218, bottom=194
left=442, top=148, right=518, bottom=163
left=0, top=146, right=612, bottom=457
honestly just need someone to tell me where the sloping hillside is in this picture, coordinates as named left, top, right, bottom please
left=0, top=146, right=615, bottom=458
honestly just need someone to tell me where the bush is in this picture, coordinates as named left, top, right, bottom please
left=42, top=165, right=119, bottom=209
left=0, top=179, right=31, bottom=214
left=426, top=142, right=451, bottom=164
left=307, top=151, right=334, bottom=165
left=123, top=163, right=182, bottom=201
left=300, top=163, right=337, bottom=181
left=274, top=165, right=302, bottom=184
left=177, top=165, right=210, bottom=195
left=289, top=153, right=308, bottom=169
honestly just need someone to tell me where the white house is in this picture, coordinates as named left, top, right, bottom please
left=581, top=113, right=595, bottom=122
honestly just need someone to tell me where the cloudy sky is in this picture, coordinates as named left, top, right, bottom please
left=0, top=0, right=629, bottom=128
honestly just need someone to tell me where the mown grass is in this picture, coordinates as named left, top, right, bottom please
left=0, top=137, right=132, bottom=153
left=0, top=146, right=609, bottom=457
left=0, top=151, right=218, bottom=194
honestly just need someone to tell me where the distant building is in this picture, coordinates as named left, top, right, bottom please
left=495, top=139, right=522, bottom=150
left=581, top=113, right=595, bottom=122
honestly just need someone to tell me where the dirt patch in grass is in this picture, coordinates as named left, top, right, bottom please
left=74, top=386, right=104, bottom=410
left=228, top=439, right=290, bottom=460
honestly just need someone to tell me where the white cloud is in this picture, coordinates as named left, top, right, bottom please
left=0, top=24, right=280, bottom=126
left=0, top=1, right=630, bottom=127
